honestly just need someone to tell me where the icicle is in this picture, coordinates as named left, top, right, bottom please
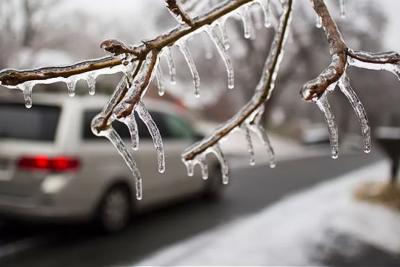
left=315, top=15, right=322, bottom=28
left=165, top=47, right=177, bottom=84
left=184, top=160, right=194, bottom=177
left=20, top=82, right=33, bottom=109
left=241, top=124, right=256, bottom=166
left=209, top=144, right=229, bottom=184
left=207, top=26, right=235, bottom=90
left=249, top=124, right=276, bottom=168
left=239, top=6, right=253, bottom=39
left=136, top=101, right=165, bottom=173
left=340, top=0, right=346, bottom=19
left=217, top=20, right=230, bottom=50
left=66, top=77, right=77, bottom=97
left=117, top=115, right=139, bottom=151
left=156, top=60, right=165, bottom=96
left=198, top=153, right=209, bottom=180
left=257, top=0, right=272, bottom=28
left=87, top=72, right=96, bottom=96
left=338, top=75, right=371, bottom=153
left=91, top=118, right=142, bottom=200
left=177, top=41, right=201, bottom=97
left=316, top=93, right=339, bottom=159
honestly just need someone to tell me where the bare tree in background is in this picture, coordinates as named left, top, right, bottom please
left=0, top=0, right=400, bottom=200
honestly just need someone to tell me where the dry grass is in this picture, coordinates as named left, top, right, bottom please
left=355, top=180, right=400, bottom=210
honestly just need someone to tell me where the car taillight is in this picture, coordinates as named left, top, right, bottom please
left=17, top=155, right=80, bottom=172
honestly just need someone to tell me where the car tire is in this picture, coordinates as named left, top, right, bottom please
left=202, top=169, right=224, bottom=201
left=96, top=185, right=132, bottom=233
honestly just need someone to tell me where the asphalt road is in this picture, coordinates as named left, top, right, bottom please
left=0, top=152, right=382, bottom=267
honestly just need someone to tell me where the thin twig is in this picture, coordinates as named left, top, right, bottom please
left=165, top=0, right=194, bottom=26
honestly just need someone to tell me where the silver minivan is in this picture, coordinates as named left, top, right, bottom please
left=0, top=93, right=222, bottom=231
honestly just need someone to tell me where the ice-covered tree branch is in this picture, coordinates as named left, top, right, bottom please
left=1, top=0, right=400, bottom=200
left=0, top=0, right=254, bottom=87
left=182, top=0, right=292, bottom=163
left=299, top=0, right=400, bottom=159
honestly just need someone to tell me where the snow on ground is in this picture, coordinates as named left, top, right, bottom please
left=136, top=161, right=400, bottom=266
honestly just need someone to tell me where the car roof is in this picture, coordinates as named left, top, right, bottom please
left=0, top=92, right=194, bottom=121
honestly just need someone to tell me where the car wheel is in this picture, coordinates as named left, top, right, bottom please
left=97, top=185, right=132, bottom=233
left=202, top=169, right=224, bottom=201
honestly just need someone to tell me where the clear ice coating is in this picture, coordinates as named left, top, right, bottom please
left=241, top=124, right=256, bottom=166
left=66, top=78, right=77, bottom=97
left=249, top=124, right=276, bottom=168
left=340, top=0, right=346, bottom=18
left=338, top=74, right=371, bottom=153
left=209, top=144, right=229, bottom=184
left=165, top=47, right=177, bottom=84
left=316, top=93, right=339, bottom=159
left=257, top=0, right=272, bottom=28
left=207, top=26, right=235, bottom=89
left=177, top=41, right=201, bottom=97
left=86, top=72, right=96, bottom=96
left=91, top=117, right=142, bottom=200
left=347, top=55, right=400, bottom=82
left=156, top=59, right=165, bottom=96
left=136, top=101, right=166, bottom=173
left=20, top=82, right=33, bottom=109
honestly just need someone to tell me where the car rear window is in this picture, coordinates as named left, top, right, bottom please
left=83, top=110, right=171, bottom=140
left=0, top=103, right=60, bottom=141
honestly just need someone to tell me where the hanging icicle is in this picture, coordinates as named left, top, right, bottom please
left=184, top=159, right=194, bottom=177
left=338, top=74, right=371, bottom=153
left=316, top=92, right=339, bottom=159
left=208, top=143, right=229, bottom=184
left=117, top=114, right=140, bottom=151
left=164, top=46, right=177, bottom=84
left=177, top=41, right=201, bottom=97
left=66, top=77, right=77, bottom=97
left=86, top=72, right=96, bottom=96
left=20, top=82, right=33, bottom=109
left=239, top=6, right=253, bottom=39
left=340, top=0, right=346, bottom=19
left=198, top=153, right=209, bottom=180
left=257, top=0, right=272, bottom=28
left=156, top=59, right=165, bottom=96
left=249, top=123, right=276, bottom=168
left=217, top=20, right=230, bottom=50
left=136, top=101, right=166, bottom=173
left=207, top=26, right=235, bottom=89
left=91, top=117, right=143, bottom=200
left=241, top=124, right=256, bottom=166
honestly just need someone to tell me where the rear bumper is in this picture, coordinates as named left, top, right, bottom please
left=0, top=194, right=91, bottom=223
